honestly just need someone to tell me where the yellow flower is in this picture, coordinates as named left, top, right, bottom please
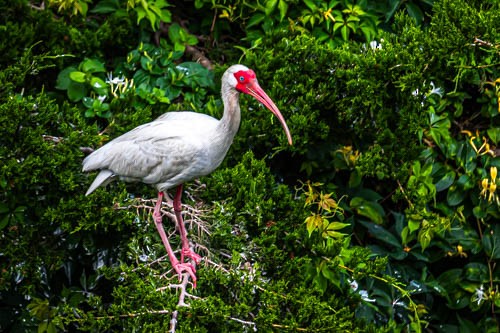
left=480, top=178, right=489, bottom=199
left=323, top=8, right=335, bottom=21
left=461, top=130, right=473, bottom=137
left=491, top=166, right=497, bottom=184
left=463, top=130, right=495, bottom=156
left=489, top=182, right=497, bottom=202
left=457, top=245, right=468, bottom=258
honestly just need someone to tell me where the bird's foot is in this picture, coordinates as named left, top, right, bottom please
left=181, top=248, right=202, bottom=264
left=173, top=262, right=197, bottom=288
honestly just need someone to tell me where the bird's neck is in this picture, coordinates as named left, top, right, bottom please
left=218, top=84, right=241, bottom=139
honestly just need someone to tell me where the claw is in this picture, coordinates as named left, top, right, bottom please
left=181, top=248, right=202, bottom=264
left=174, top=262, right=197, bottom=288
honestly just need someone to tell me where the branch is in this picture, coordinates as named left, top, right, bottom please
left=185, top=45, right=213, bottom=70
left=164, top=270, right=200, bottom=332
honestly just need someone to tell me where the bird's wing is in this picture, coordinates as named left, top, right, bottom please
left=83, top=113, right=218, bottom=186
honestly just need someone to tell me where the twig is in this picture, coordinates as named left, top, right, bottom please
left=185, top=45, right=213, bottom=70
left=29, top=1, right=45, bottom=10
left=167, top=272, right=197, bottom=332
left=228, top=316, right=256, bottom=328
left=42, top=134, right=63, bottom=143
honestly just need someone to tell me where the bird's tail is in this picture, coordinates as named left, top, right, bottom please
left=85, top=170, right=115, bottom=196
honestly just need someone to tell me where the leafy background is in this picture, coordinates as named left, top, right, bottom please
left=1, top=0, right=500, bottom=332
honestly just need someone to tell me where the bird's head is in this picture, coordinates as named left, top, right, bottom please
left=224, top=64, right=293, bottom=145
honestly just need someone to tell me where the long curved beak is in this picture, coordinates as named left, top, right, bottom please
left=246, top=80, right=293, bottom=145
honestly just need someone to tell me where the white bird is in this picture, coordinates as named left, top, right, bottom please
left=83, top=64, right=293, bottom=286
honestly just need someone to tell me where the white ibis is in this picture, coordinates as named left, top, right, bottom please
left=82, top=64, right=292, bottom=287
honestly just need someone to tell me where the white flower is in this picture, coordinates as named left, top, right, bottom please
left=369, top=40, right=382, bottom=50
left=472, top=285, right=486, bottom=305
left=349, top=279, right=376, bottom=302
left=106, top=72, right=125, bottom=85
left=97, top=95, right=106, bottom=103
left=429, top=81, right=444, bottom=97
left=359, top=290, right=376, bottom=302
left=349, top=279, right=358, bottom=291
left=362, top=39, right=383, bottom=51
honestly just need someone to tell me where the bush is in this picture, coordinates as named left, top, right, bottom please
left=2, top=0, right=500, bottom=332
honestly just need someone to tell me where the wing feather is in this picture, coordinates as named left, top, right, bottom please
left=82, top=111, right=219, bottom=192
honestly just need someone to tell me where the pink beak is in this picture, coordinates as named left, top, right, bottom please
left=246, top=80, right=293, bottom=145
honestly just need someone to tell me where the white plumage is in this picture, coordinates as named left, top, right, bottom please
left=82, top=64, right=292, bottom=286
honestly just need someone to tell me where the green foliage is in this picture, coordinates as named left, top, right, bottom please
left=55, top=41, right=215, bottom=122
left=299, top=0, right=379, bottom=46
left=302, top=181, right=349, bottom=238
left=167, top=22, right=198, bottom=52
left=91, top=0, right=172, bottom=31
left=200, top=0, right=380, bottom=47
left=56, top=58, right=108, bottom=102
left=371, top=0, right=435, bottom=27
left=125, top=42, right=214, bottom=111
left=46, top=0, right=91, bottom=16
left=3, top=0, right=500, bottom=332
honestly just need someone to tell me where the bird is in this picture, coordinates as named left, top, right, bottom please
left=82, top=64, right=293, bottom=287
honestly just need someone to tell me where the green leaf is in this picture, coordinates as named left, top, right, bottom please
left=406, top=1, right=424, bottom=25
left=67, top=81, right=86, bottom=102
left=487, top=127, right=500, bottom=145
left=305, top=214, right=322, bottom=236
left=350, top=197, right=385, bottom=224
left=354, top=188, right=383, bottom=201
left=385, top=0, right=400, bottom=22
left=146, top=9, right=159, bottom=30
left=303, top=0, right=317, bottom=11
left=321, top=265, right=335, bottom=281
left=456, top=174, right=474, bottom=190
left=194, top=0, right=204, bottom=9
left=82, top=96, right=94, bottom=108
left=408, top=219, right=420, bottom=233
left=80, top=58, right=106, bottom=73
left=435, top=170, right=455, bottom=191
left=472, top=205, right=486, bottom=219
left=482, top=224, right=500, bottom=259
left=446, top=185, right=466, bottom=206
left=314, top=273, right=327, bottom=293
left=247, top=13, right=266, bottom=29
left=323, top=221, right=349, bottom=238
left=90, top=77, right=108, bottom=94
left=168, top=23, right=181, bottom=43
left=135, top=7, right=147, bottom=25
left=278, top=0, right=288, bottom=21
left=464, top=263, right=488, bottom=282
left=341, top=25, right=348, bottom=40
left=264, top=0, right=278, bottom=16
left=348, top=169, right=362, bottom=188
left=69, top=71, right=86, bottom=83
left=90, top=0, right=120, bottom=14
left=159, top=8, right=171, bottom=23
left=359, top=220, right=402, bottom=248
left=55, top=66, right=77, bottom=90
left=176, top=62, right=214, bottom=87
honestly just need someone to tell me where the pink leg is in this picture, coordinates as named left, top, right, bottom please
left=153, top=191, right=197, bottom=287
left=173, top=185, right=202, bottom=264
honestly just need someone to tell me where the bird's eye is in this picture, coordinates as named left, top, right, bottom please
left=239, top=76, right=245, bottom=82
